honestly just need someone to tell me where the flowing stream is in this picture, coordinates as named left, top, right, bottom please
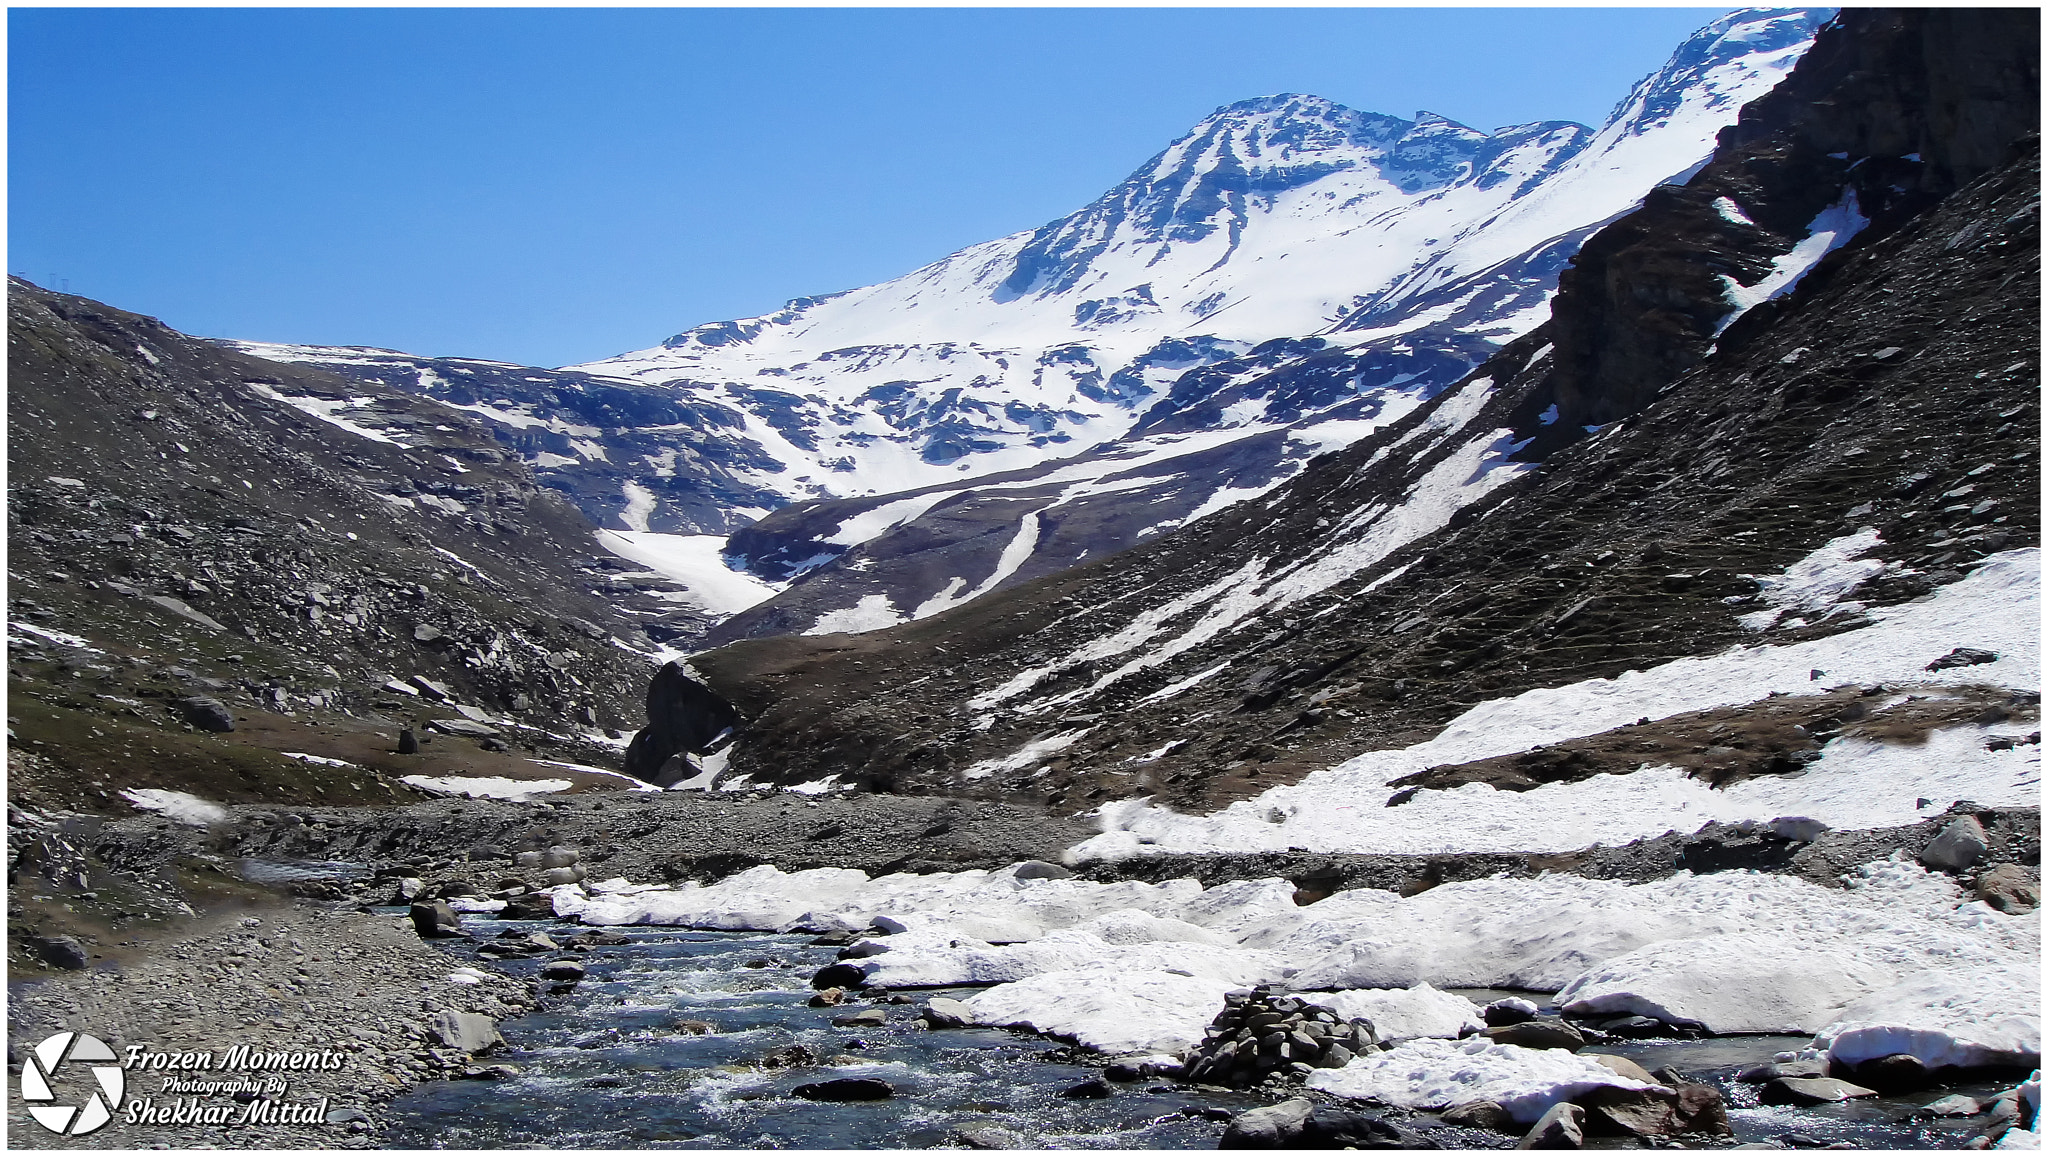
left=383, top=914, right=2013, bottom=1150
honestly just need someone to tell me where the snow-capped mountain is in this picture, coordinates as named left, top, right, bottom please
left=573, top=10, right=1824, bottom=501
left=239, top=8, right=1827, bottom=642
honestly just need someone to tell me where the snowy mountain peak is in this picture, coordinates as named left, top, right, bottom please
left=1607, top=7, right=1833, bottom=140
left=560, top=9, right=1825, bottom=543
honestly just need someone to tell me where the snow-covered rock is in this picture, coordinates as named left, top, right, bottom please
left=1808, top=966, right=2042, bottom=1072
left=1305, top=1036, right=1665, bottom=1123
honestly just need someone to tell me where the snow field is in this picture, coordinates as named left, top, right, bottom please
left=1305, top=1036, right=1662, bottom=1124
left=1070, top=548, right=2038, bottom=858
left=541, top=856, right=2037, bottom=1083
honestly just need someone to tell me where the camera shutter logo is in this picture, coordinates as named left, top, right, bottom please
left=20, top=1031, right=125, bottom=1135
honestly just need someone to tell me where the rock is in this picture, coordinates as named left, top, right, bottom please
left=413, top=624, right=444, bottom=643
left=1483, top=998, right=1540, bottom=1026
left=1581, top=1053, right=1660, bottom=1085
left=1847, top=1052, right=1930, bottom=1093
left=1919, top=1094, right=1984, bottom=1117
left=670, top=1019, right=716, bottom=1036
left=397, top=727, right=420, bottom=754
left=542, top=866, right=586, bottom=886
left=1010, top=860, right=1072, bottom=880
left=513, top=851, right=544, bottom=868
left=622, top=662, right=741, bottom=787
left=1441, top=1101, right=1516, bottom=1132
left=1927, top=647, right=1999, bottom=671
left=1760, top=1076, right=1880, bottom=1106
left=1673, top=1083, right=1733, bottom=1136
left=761, top=1043, right=819, bottom=1069
left=1302, top=1107, right=1436, bottom=1149
left=1921, top=815, right=1992, bottom=872
left=1580, top=1086, right=1681, bottom=1137
left=831, top=1008, right=886, bottom=1028
left=427, top=718, right=501, bottom=739
left=1518, top=1101, right=1585, bottom=1149
left=541, top=848, right=579, bottom=869
left=1736, top=1058, right=1828, bottom=1083
left=501, top=891, right=557, bottom=919
left=792, top=1077, right=894, bottom=1101
left=1484, top=1019, right=1585, bottom=1051
left=1103, top=1062, right=1144, bottom=1082
left=428, top=1010, right=502, bottom=1054
left=457, top=1064, right=518, bottom=1080
left=390, top=877, right=426, bottom=904
left=807, top=988, right=847, bottom=1008
left=29, top=935, right=89, bottom=970
left=812, top=963, right=866, bottom=990
left=955, top=1125, right=1024, bottom=1149
left=1591, top=1015, right=1668, bottom=1039
left=176, top=696, right=235, bottom=732
left=1220, top=1098, right=1314, bottom=1148
left=324, top=1106, right=371, bottom=1124
left=1769, top=816, right=1830, bottom=843
left=1976, top=863, right=2041, bottom=914
left=409, top=899, right=464, bottom=938
left=922, top=996, right=974, bottom=1029
left=1059, top=1078, right=1113, bottom=1099
left=540, top=960, right=586, bottom=982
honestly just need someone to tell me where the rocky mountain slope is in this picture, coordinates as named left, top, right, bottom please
left=691, top=8, right=2041, bottom=828
left=6, top=282, right=693, bottom=816
left=236, top=9, right=1827, bottom=647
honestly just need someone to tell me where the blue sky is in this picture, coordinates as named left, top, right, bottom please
left=10, top=7, right=1729, bottom=368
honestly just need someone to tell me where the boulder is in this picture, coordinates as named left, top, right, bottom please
left=428, top=1010, right=502, bottom=1054
left=955, top=1125, right=1024, bottom=1149
left=1483, top=998, right=1540, bottom=1027
left=1220, top=1098, right=1314, bottom=1148
left=389, top=877, right=426, bottom=904
left=513, top=851, right=545, bottom=869
left=1581, top=1054, right=1659, bottom=1085
left=542, top=866, right=586, bottom=886
left=1926, top=647, right=1999, bottom=671
left=397, top=727, right=420, bottom=755
left=792, top=1077, right=894, bottom=1101
left=1058, top=1078, right=1113, bottom=1099
left=670, top=1020, right=717, bottom=1036
left=812, top=963, right=867, bottom=990
left=807, top=988, right=846, bottom=1008
left=922, top=997, right=974, bottom=1029
left=1976, top=864, right=2041, bottom=914
left=1518, top=1101, right=1585, bottom=1149
left=1919, top=1094, right=1984, bottom=1118
left=1921, top=815, right=1992, bottom=872
left=177, top=697, right=235, bottom=732
left=29, top=935, right=89, bottom=970
left=831, top=1008, right=886, bottom=1028
left=409, top=899, right=464, bottom=939
left=1440, top=1101, right=1516, bottom=1132
left=1673, top=1083, right=1733, bottom=1136
left=541, top=848, right=579, bottom=869
left=1010, top=860, right=1072, bottom=880
left=622, top=662, right=741, bottom=787
left=1579, top=1086, right=1680, bottom=1137
left=761, top=1043, right=819, bottom=1069
left=1760, top=1076, right=1879, bottom=1106
left=1484, top=1019, right=1585, bottom=1051
left=540, top=960, right=586, bottom=982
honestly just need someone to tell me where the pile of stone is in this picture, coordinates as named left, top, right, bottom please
left=1181, top=987, right=1378, bottom=1087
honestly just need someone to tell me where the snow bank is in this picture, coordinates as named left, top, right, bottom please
left=120, top=788, right=228, bottom=826
left=961, top=969, right=1242, bottom=1055
left=1304, top=983, right=1483, bottom=1042
left=1074, top=549, right=2039, bottom=858
left=538, top=859, right=2033, bottom=1068
left=1305, top=1036, right=1663, bottom=1123
left=399, top=775, right=571, bottom=802
left=1808, top=966, right=2041, bottom=1071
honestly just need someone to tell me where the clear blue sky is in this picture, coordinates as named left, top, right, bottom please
left=11, top=7, right=1729, bottom=368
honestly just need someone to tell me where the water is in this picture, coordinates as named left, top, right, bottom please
left=385, top=918, right=1261, bottom=1149
left=385, top=922, right=2004, bottom=1149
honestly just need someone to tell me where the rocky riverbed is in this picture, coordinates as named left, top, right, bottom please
left=7, top=788, right=2040, bottom=1150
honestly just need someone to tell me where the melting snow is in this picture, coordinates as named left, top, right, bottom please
left=121, top=789, right=229, bottom=826
left=400, top=775, right=572, bottom=801
left=596, top=529, right=780, bottom=616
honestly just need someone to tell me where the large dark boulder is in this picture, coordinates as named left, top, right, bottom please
left=622, top=662, right=741, bottom=787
